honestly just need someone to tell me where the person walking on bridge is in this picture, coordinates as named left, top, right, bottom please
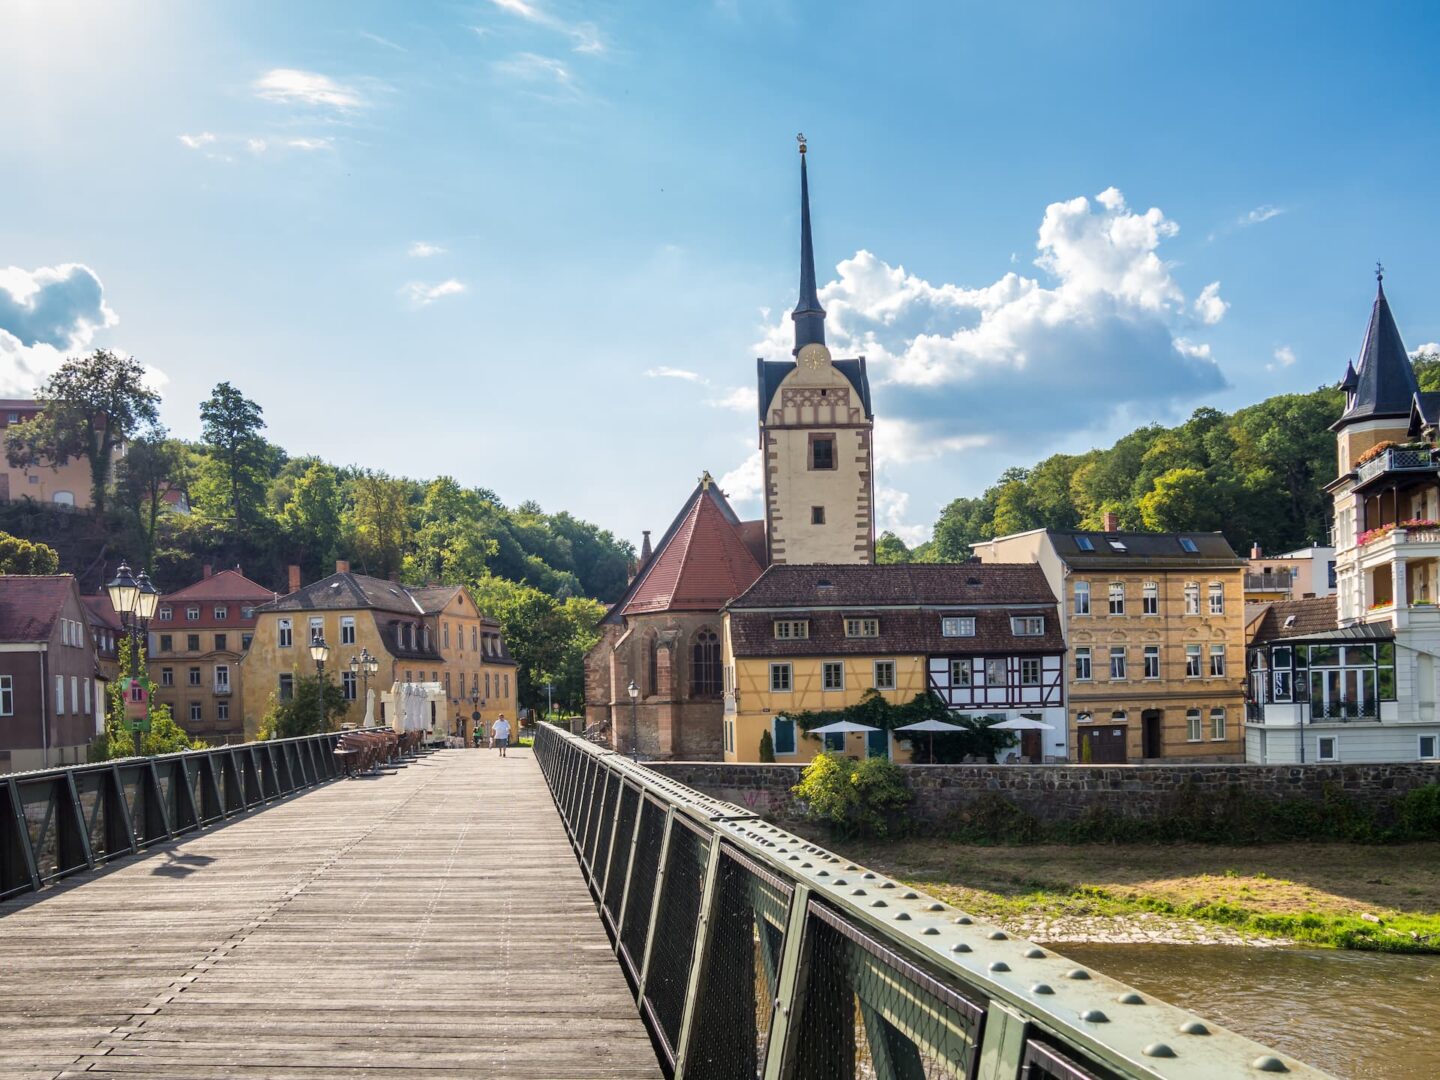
left=493, top=714, right=511, bottom=758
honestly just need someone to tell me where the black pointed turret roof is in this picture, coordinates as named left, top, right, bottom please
left=791, top=142, right=826, bottom=355
left=1335, top=277, right=1418, bottom=428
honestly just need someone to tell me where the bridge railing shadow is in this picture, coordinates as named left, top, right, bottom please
left=533, top=724, right=1335, bottom=1080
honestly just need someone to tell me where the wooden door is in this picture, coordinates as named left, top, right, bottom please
left=1081, top=725, right=1127, bottom=764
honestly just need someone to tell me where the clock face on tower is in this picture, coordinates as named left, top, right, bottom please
left=797, top=343, right=832, bottom=370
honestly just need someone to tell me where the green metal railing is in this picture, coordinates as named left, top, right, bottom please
left=535, top=724, right=1333, bottom=1080
left=0, top=729, right=385, bottom=900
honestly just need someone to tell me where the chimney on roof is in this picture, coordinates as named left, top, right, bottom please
left=287, top=564, right=301, bottom=594
left=1102, top=511, right=1119, bottom=533
left=336, top=560, right=350, bottom=574
left=202, top=563, right=213, bottom=580
left=1251, top=542, right=1263, bottom=560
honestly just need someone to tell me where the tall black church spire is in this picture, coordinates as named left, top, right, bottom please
left=1335, top=266, right=1419, bottom=427
left=791, top=134, right=826, bottom=355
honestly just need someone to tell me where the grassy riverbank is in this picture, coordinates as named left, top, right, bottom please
left=836, top=839, right=1440, bottom=953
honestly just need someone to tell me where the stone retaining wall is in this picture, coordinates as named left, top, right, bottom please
left=646, top=761, right=1440, bottom=828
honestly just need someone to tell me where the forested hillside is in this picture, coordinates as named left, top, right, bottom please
left=878, top=353, right=1440, bottom=564
left=3, top=357, right=634, bottom=712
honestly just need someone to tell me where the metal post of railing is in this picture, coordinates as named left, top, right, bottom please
left=635, top=806, right=674, bottom=999
left=759, top=881, right=813, bottom=1080
left=670, top=836, right=723, bottom=1080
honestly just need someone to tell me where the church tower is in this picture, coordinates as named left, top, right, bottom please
left=756, top=137, right=875, bottom=565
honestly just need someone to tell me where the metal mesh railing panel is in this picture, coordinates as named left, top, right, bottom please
left=589, top=770, right=621, bottom=891
left=641, top=815, right=711, bottom=1065
left=682, top=845, right=794, bottom=1079
left=581, top=768, right=611, bottom=873
left=1019, top=1038, right=1114, bottom=1080
left=602, top=782, right=640, bottom=925
left=788, top=901, right=987, bottom=1080
left=618, top=795, right=666, bottom=980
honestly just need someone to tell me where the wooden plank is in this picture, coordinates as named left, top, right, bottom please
left=0, top=748, right=660, bottom=1078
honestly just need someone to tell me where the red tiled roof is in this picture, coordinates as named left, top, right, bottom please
left=623, top=486, right=764, bottom=616
left=162, top=569, right=275, bottom=603
left=0, top=575, right=79, bottom=642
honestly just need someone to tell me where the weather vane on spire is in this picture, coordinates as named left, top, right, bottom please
left=1376, top=261, right=1385, bottom=283
left=796, top=132, right=807, bottom=155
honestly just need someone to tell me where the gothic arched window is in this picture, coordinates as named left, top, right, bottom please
left=648, top=637, right=660, bottom=696
left=691, top=628, right=722, bottom=698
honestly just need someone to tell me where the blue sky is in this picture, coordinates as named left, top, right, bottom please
left=2, top=1, right=1438, bottom=549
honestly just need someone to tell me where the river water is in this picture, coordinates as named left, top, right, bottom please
left=1059, top=943, right=1440, bottom=1079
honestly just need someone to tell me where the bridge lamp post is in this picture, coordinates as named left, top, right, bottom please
left=311, top=637, right=330, bottom=730
left=627, top=679, right=639, bottom=761
left=349, top=648, right=378, bottom=714
left=106, top=560, right=160, bottom=757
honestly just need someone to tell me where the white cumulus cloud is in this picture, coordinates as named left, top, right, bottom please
left=254, top=68, right=364, bottom=110
left=177, top=132, right=216, bottom=149
left=408, top=241, right=445, bottom=258
left=401, top=279, right=466, bottom=307
left=0, top=263, right=120, bottom=395
left=1271, top=345, right=1298, bottom=370
left=719, top=449, right=763, bottom=504
left=1411, top=343, right=1440, bottom=359
left=1193, top=281, right=1228, bottom=325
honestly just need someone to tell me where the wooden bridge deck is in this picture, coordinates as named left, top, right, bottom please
left=0, top=747, right=661, bottom=1080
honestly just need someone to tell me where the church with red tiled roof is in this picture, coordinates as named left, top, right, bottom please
left=584, top=138, right=877, bottom=757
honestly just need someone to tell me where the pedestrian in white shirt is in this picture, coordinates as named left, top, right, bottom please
left=493, top=715, right=511, bottom=758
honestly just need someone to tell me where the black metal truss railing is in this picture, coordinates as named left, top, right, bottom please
left=1, top=729, right=383, bottom=901
left=533, top=723, right=1334, bottom=1080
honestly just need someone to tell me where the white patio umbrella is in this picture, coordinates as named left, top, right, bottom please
left=894, top=717, right=967, bottom=761
left=808, top=720, right=880, bottom=734
left=989, top=717, right=1055, bottom=730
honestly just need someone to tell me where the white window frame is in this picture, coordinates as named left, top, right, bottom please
left=1184, top=584, right=1201, bottom=616
left=189, top=701, right=203, bottom=722
left=1074, top=581, right=1091, bottom=616
left=1185, top=644, right=1202, bottom=678
left=278, top=619, right=293, bottom=648
left=846, top=618, right=880, bottom=638
left=1109, top=647, right=1126, bottom=680
left=1074, top=648, right=1091, bottom=682
left=1186, top=709, right=1202, bottom=742
left=822, top=661, right=845, bottom=691
left=186, top=606, right=200, bottom=621
left=1210, top=708, right=1227, bottom=741
left=1210, top=645, right=1226, bottom=677
left=1020, top=658, right=1041, bottom=686
left=160, top=667, right=174, bottom=687
left=1317, top=736, right=1338, bottom=762
left=769, top=663, right=793, bottom=693
left=1209, top=582, right=1225, bottom=615
left=55, top=675, right=65, bottom=716
left=942, top=616, right=976, bottom=637
left=951, top=658, right=972, bottom=686
left=771, top=715, right=797, bottom=756
left=1143, top=646, right=1160, bottom=680
left=217, top=700, right=229, bottom=722
left=188, top=666, right=201, bottom=687
left=341, top=616, right=356, bottom=646
left=214, top=664, right=230, bottom=692
left=214, top=606, right=228, bottom=620
left=1011, top=616, right=1044, bottom=636
left=1142, top=581, right=1158, bottom=616
left=83, top=677, right=92, bottom=716
left=1108, top=583, right=1125, bottom=616
left=309, top=617, right=324, bottom=644
left=1419, top=734, right=1438, bottom=760
left=773, top=620, right=810, bottom=640
left=158, top=606, right=172, bottom=621
left=873, top=660, right=897, bottom=690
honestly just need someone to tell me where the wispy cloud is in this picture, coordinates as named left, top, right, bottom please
left=1239, top=205, right=1285, bottom=227
left=358, top=31, right=407, bottom=53
left=486, top=0, right=605, bottom=54
left=1268, top=344, right=1298, bottom=371
left=408, top=241, right=446, bottom=258
left=401, top=279, right=466, bottom=306
left=494, top=51, right=573, bottom=86
left=254, top=68, right=364, bottom=110
left=285, top=136, right=333, bottom=151
left=178, top=132, right=216, bottom=149
left=645, top=367, right=757, bottom=411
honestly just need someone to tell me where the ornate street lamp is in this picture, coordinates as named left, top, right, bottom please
left=627, top=679, right=639, bottom=762
left=349, top=647, right=378, bottom=703
left=310, top=636, right=330, bottom=728
left=106, top=560, right=160, bottom=756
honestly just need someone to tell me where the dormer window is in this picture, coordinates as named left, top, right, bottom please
left=1011, top=616, right=1044, bottom=636
left=941, top=616, right=975, bottom=637
left=773, top=619, right=810, bottom=640
left=845, top=618, right=879, bottom=638
left=158, top=606, right=172, bottom=621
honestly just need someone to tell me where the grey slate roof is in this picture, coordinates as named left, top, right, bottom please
left=757, top=358, right=874, bottom=424
left=1408, top=391, right=1440, bottom=436
left=256, top=572, right=423, bottom=617
left=1336, top=281, right=1419, bottom=427
left=1049, top=530, right=1243, bottom=569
